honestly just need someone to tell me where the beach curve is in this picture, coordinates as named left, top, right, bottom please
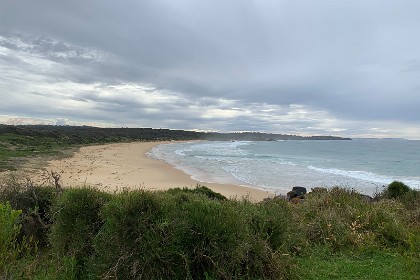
left=33, top=141, right=273, bottom=201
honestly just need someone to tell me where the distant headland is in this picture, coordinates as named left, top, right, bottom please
left=0, top=124, right=351, bottom=143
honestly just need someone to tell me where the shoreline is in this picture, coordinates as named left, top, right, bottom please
left=32, top=141, right=274, bottom=201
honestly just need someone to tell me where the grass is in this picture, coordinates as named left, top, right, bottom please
left=297, top=247, right=418, bottom=280
left=0, top=133, right=74, bottom=171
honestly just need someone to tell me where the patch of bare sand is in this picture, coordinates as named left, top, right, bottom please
left=32, top=141, right=273, bottom=201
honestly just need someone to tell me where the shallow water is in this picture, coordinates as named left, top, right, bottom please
left=148, top=139, right=420, bottom=195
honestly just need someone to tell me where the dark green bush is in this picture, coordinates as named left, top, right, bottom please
left=0, top=176, right=55, bottom=217
left=178, top=198, right=251, bottom=279
left=247, top=199, right=295, bottom=251
left=0, top=175, right=57, bottom=245
left=385, top=181, right=410, bottom=199
left=50, top=187, right=110, bottom=278
left=167, top=190, right=290, bottom=279
left=90, top=190, right=186, bottom=279
left=167, top=185, right=227, bottom=201
left=89, top=190, right=292, bottom=279
left=240, top=199, right=297, bottom=278
left=192, top=185, right=227, bottom=200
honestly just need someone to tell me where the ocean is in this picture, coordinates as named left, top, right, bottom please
left=147, top=139, right=420, bottom=196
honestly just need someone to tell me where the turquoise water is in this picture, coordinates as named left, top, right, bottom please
left=148, top=139, right=420, bottom=195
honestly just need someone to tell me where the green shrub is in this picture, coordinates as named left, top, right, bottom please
left=365, top=200, right=410, bottom=247
left=192, top=185, right=227, bottom=200
left=399, top=189, right=420, bottom=214
left=89, top=190, right=291, bottom=279
left=385, top=181, right=410, bottom=199
left=299, top=188, right=364, bottom=250
left=178, top=198, right=251, bottom=279
left=240, top=199, right=298, bottom=278
left=90, top=190, right=185, bottom=279
left=167, top=185, right=227, bottom=201
left=297, top=187, right=413, bottom=251
left=247, top=199, right=295, bottom=251
left=0, top=202, right=22, bottom=275
left=50, top=187, right=110, bottom=278
left=0, top=175, right=57, bottom=245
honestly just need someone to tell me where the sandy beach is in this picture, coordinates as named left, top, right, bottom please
left=32, top=141, right=273, bottom=201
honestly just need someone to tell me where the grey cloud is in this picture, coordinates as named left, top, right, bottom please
left=29, top=92, right=89, bottom=103
left=1, top=1, right=420, bottom=138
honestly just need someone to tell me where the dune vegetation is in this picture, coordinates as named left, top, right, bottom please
left=1, top=175, right=419, bottom=279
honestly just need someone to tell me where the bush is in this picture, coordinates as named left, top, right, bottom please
left=247, top=199, right=296, bottom=251
left=89, top=190, right=292, bottom=279
left=240, top=199, right=297, bottom=278
left=0, top=202, right=22, bottom=275
left=385, top=181, right=410, bottom=199
left=362, top=199, right=410, bottom=247
left=297, top=187, right=413, bottom=251
left=299, top=188, right=366, bottom=250
left=0, top=175, right=57, bottom=245
left=177, top=197, right=251, bottom=279
left=167, top=185, right=227, bottom=201
left=50, top=187, right=110, bottom=278
left=90, top=190, right=185, bottom=279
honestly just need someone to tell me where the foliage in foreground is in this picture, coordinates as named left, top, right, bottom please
left=0, top=202, right=22, bottom=275
left=0, top=178, right=419, bottom=279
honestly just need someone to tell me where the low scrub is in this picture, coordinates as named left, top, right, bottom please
left=90, top=190, right=292, bottom=279
left=0, top=175, right=57, bottom=246
left=0, top=202, right=27, bottom=277
left=1, top=178, right=419, bottom=279
left=166, top=185, right=227, bottom=200
left=298, top=187, right=416, bottom=251
left=50, top=187, right=111, bottom=278
left=384, top=181, right=411, bottom=199
left=90, top=190, right=182, bottom=278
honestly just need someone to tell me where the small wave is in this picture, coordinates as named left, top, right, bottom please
left=307, top=166, right=420, bottom=188
left=308, top=166, right=393, bottom=184
left=175, top=149, right=191, bottom=156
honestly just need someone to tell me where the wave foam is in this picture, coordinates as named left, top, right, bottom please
left=308, top=166, right=420, bottom=188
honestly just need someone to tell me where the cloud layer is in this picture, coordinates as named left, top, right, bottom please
left=1, top=1, right=420, bottom=138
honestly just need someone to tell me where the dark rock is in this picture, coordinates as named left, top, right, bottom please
left=292, top=186, right=307, bottom=196
left=287, top=186, right=307, bottom=201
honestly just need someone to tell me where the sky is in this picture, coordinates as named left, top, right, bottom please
left=1, top=0, right=420, bottom=139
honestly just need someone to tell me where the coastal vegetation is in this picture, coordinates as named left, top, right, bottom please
left=0, top=177, right=419, bottom=279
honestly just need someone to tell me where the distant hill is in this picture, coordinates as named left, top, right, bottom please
left=203, top=131, right=351, bottom=141
left=0, top=124, right=351, bottom=142
left=0, top=124, right=351, bottom=143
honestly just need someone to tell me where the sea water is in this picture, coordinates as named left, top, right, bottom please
left=147, top=139, right=420, bottom=195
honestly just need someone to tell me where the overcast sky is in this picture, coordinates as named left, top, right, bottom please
left=1, top=0, right=420, bottom=138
